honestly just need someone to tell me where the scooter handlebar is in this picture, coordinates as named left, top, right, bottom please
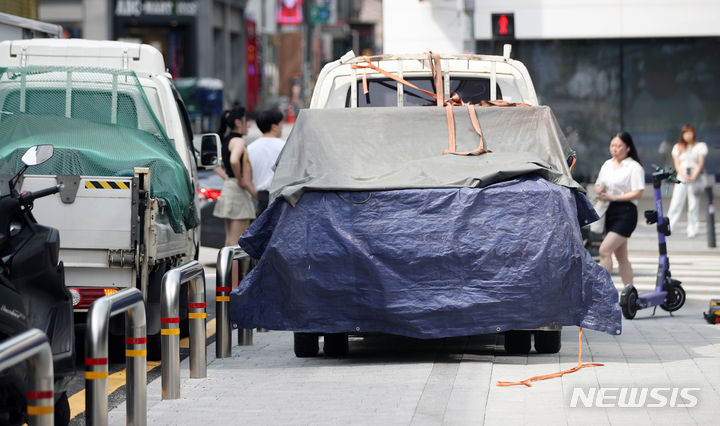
left=20, top=184, right=63, bottom=204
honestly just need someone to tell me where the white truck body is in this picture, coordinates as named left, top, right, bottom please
left=310, top=49, right=539, bottom=109
left=0, top=39, right=216, bottom=344
left=299, top=49, right=561, bottom=355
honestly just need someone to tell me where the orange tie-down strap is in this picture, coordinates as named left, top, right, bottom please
left=442, top=104, right=492, bottom=156
left=496, top=327, right=604, bottom=387
left=430, top=51, right=444, bottom=106
left=349, top=56, right=531, bottom=156
left=351, top=56, right=438, bottom=101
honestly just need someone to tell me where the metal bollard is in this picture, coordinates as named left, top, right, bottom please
left=85, top=287, right=147, bottom=426
left=0, top=329, right=54, bottom=426
left=160, top=260, right=206, bottom=400
left=216, top=246, right=249, bottom=358
left=705, top=175, right=716, bottom=248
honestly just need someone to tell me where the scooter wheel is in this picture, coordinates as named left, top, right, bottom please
left=660, top=285, right=686, bottom=312
left=621, top=285, right=638, bottom=320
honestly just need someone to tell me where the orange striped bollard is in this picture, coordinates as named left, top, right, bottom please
left=0, top=329, right=54, bottom=426
left=160, top=261, right=206, bottom=400
left=85, top=288, right=146, bottom=426
left=188, top=280, right=207, bottom=378
left=216, top=246, right=250, bottom=357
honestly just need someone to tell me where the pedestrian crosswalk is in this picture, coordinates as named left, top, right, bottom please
left=611, top=254, right=720, bottom=301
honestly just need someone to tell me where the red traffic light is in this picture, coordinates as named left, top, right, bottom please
left=498, top=14, right=509, bottom=35
left=491, top=13, right=515, bottom=39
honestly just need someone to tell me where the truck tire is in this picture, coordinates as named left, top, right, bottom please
left=146, top=262, right=167, bottom=361
left=293, top=332, right=319, bottom=357
left=534, top=330, right=562, bottom=354
left=54, top=391, right=70, bottom=426
left=146, top=333, right=162, bottom=361
left=503, top=330, right=531, bottom=355
left=323, top=333, right=349, bottom=357
left=0, top=370, right=24, bottom=425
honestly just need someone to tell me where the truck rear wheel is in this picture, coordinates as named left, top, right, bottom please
left=147, top=333, right=162, bottom=361
left=323, top=333, right=349, bottom=357
left=293, top=332, right=319, bottom=357
left=0, top=341, right=25, bottom=426
left=534, top=330, right=562, bottom=354
left=503, top=330, right=531, bottom=355
left=54, top=391, right=70, bottom=426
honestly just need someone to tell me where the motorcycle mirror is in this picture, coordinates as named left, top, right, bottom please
left=21, top=145, right=54, bottom=166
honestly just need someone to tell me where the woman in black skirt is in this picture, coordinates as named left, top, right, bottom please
left=594, top=132, right=645, bottom=284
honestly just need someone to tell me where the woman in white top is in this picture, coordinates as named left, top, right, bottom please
left=594, top=132, right=645, bottom=284
left=666, top=124, right=708, bottom=238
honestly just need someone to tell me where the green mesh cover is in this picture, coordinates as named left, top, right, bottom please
left=0, top=66, right=198, bottom=232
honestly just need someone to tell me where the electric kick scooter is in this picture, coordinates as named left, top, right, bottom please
left=619, top=167, right=686, bottom=319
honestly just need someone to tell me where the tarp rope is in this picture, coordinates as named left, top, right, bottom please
left=496, top=327, right=604, bottom=387
left=349, top=54, right=529, bottom=156
left=351, top=56, right=438, bottom=101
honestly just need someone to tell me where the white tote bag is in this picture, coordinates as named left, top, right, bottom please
left=589, top=199, right=609, bottom=234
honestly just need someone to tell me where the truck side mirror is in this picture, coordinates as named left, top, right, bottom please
left=199, top=133, right=221, bottom=169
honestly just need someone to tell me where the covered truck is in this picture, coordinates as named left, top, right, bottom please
left=0, top=39, right=219, bottom=358
left=230, top=50, right=621, bottom=357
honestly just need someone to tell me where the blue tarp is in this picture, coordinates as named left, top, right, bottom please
left=230, top=175, right=622, bottom=337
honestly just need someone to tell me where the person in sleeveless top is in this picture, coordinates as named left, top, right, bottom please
left=667, top=124, right=708, bottom=238
left=212, top=105, right=257, bottom=288
left=594, top=132, right=645, bottom=285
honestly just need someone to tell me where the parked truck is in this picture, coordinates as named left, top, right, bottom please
left=0, top=11, right=62, bottom=40
left=230, top=49, right=621, bottom=357
left=0, top=39, right=220, bottom=359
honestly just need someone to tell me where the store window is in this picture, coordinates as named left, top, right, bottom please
left=485, top=38, right=720, bottom=181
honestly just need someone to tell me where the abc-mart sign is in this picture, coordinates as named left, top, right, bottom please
left=116, top=0, right=198, bottom=17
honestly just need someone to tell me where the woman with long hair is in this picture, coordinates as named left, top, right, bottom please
left=667, top=124, right=708, bottom=238
left=594, top=132, right=645, bottom=284
left=212, top=105, right=257, bottom=287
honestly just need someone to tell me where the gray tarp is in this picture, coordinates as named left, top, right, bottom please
left=231, top=104, right=623, bottom=337
left=272, top=105, right=582, bottom=204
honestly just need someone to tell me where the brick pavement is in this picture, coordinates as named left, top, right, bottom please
left=107, top=196, right=720, bottom=425
left=108, top=304, right=719, bottom=424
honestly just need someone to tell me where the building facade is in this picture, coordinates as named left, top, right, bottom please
left=384, top=0, right=720, bottom=181
left=39, top=0, right=250, bottom=115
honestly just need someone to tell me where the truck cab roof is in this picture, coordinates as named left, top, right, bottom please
left=0, top=39, right=167, bottom=76
left=310, top=51, right=539, bottom=109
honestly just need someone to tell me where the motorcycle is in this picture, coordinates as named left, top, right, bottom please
left=0, top=145, right=75, bottom=425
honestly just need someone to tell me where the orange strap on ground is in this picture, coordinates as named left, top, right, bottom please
left=496, top=327, right=604, bottom=387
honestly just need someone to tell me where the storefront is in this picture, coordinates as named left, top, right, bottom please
left=114, top=0, right=198, bottom=78
left=473, top=2, right=720, bottom=181
left=476, top=37, right=720, bottom=182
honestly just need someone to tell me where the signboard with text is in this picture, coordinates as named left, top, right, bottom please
left=115, top=0, right=198, bottom=17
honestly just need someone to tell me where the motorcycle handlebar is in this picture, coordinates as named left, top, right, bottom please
left=20, top=184, right=63, bottom=204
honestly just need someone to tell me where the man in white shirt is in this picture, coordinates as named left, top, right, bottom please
left=247, top=109, right=285, bottom=214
